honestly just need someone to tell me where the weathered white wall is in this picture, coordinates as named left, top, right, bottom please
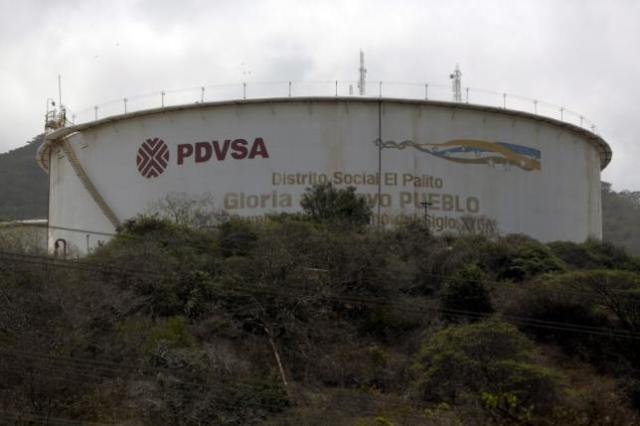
left=47, top=99, right=605, bottom=253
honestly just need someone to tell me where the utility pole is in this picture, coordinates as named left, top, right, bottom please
left=377, top=101, right=382, bottom=227
left=419, top=201, right=433, bottom=228
left=449, top=65, right=462, bottom=102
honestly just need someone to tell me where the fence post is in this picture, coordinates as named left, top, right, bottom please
left=379, top=81, right=382, bottom=98
left=288, top=81, right=292, bottom=97
left=161, top=91, right=165, bottom=107
left=201, top=87, right=205, bottom=103
left=124, top=98, right=127, bottom=114
left=242, top=82, right=247, bottom=99
left=533, top=100, right=537, bottom=114
left=466, top=88, right=469, bottom=103
left=503, top=93, right=507, bottom=109
left=560, top=107, right=564, bottom=121
left=335, top=80, right=338, bottom=97
left=94, top=106, right=98, bottom=121
left=425, top=84, right=428, bottom=100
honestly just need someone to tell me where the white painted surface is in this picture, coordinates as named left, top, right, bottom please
left=44, top=99, right=607, bottom=254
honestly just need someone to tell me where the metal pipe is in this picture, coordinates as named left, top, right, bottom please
left=377, top=100, right=382, bottom=227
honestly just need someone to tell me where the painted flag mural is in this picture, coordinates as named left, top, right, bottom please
left=375, top=139, right=541, bottom=171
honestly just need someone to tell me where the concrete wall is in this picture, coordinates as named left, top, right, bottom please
left=45, top=99, right=607, bottom=253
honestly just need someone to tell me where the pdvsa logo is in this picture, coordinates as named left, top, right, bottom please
left=137, top=138, right=170, bottom=178
left=136, top=137, right=270, bottom=178
left=177, top=138, right=269, bottom=164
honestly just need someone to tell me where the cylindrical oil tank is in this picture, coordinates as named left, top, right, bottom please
left=37, top=97, right=612, bottom=254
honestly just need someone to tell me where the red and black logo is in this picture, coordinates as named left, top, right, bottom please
left=137, top=138, right=169, bottom=178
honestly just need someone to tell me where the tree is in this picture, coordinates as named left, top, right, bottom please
left=300, top=182, right=372, bottom=228
left=148, top=192, right=228, bottom=228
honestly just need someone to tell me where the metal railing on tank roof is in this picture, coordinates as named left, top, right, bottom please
left=62, top=80, right=599, bottom=134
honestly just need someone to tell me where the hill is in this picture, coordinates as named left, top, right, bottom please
left=1, top=205, right=640, bottom=424
left=0, top=135, right=48, bottom=220
left=602, top=182, right=640, bottom=254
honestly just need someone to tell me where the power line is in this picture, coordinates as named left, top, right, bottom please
left=1, top=249, right=639, bottom=340
left=0, top=411, right=110, bottom=426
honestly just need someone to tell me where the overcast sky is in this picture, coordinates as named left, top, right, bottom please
left=1, top=0, right=638, bottom=189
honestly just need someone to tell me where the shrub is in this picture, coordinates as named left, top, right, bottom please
left=300, top=182, right=372, bottom=228
left=549, top=239, right=640, bottom=272
left=145, top=316, right=195, bottom=352
left=218, top=217, right=258, bottom=257
left=480, top=234, right=566, bottom=281
left=412, top=319, right=563, bottom=414
left=440, top=264, right=493, bottom=322
left=507, top=270, right=640, bottom=376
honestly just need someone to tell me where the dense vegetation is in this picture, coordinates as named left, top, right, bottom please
left=1, top=184, right=640, bottom=425
left=0, top=135, right=48, bottom=220
left=603, top=182, right=640, bottom=255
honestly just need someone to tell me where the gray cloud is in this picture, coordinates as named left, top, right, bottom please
left=1, top=0, right=638, bottom=189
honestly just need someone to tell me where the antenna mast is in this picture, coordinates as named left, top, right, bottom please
left=450, top=65, right=462, bottom=102
left=45, top=75, right=66, bottom=133
left=58, top=74, right=62, bottom=107
left=358, top=50, right=367, bottom=96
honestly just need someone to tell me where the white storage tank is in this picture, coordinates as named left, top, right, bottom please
left=38, top=97, right=611, bottom=254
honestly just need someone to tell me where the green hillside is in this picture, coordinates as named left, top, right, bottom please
left=0, top=135, right=48, bottom=220
left=602, top=182, right=640, bottom=255
left=1, top=193, right=640, bottom=424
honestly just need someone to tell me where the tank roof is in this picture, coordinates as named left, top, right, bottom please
left=37, top=97, right=612, bottom=172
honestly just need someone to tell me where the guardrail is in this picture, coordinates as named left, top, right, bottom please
left=61, top=80, right=598, bottom=133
